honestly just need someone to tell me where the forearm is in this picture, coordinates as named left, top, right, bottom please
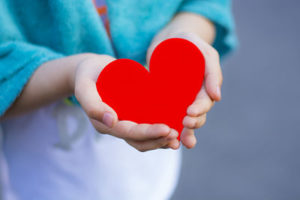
left=2, top=53, right=92, bottom=119
left=156, top=12, right=216, bottom=44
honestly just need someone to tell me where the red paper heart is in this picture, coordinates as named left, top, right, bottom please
left=96, top=38, right=205, bottom=138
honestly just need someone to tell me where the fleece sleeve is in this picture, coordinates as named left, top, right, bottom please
left=0, top=41, right=64, bottom=116
left=178, top=0, right=237, bottom=57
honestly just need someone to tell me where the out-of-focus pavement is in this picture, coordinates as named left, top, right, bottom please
left=172, top=0, right=300, bottom=199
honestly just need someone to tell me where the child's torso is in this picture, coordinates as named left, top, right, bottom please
left=0, top=1, right=183, bottom=199
left=1, top=101, right=181, bottom=200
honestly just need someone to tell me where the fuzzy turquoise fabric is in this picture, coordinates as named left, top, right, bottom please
left=0, top=0, right=237, bottom=115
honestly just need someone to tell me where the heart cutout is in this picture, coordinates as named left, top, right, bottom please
left=96, top=38, right=205, bottom=138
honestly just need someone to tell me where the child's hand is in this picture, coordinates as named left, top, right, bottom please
left=147, top=32, right=223, bottom=149
left=73, top=55, right=180, bottom=152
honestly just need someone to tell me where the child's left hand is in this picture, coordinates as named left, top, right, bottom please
left=147, top=32, right=223, bottom=149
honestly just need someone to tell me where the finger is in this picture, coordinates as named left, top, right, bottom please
left=126, top=129, right=178, bottom=152
left=76, top=77, right=118, bottom=127
left=90, top=118, right=112, bottom=134
left=165, top=129, right=181, bottom=149
left=161, top=129, right=181, bottom=150
left=183, top=114, right=207, bottom=129
left=181, top=128, right=197, bottom=149
left=112, top=122, right=173, bottom=141
left=203, top=49, right=223, bottom=102
left=187, top=86, right=214, bottom=117
left=192, top=40, right=222, bottom=102
left=167, top=138, right=181, bottom=150
left=127, top=137, right=170, bottom=152
left=165, top=128, right=179, bottom=140
left=172, top=33, right=223, bottom=101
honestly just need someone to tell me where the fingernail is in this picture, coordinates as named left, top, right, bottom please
left=103, top=112, right=114, bottom=128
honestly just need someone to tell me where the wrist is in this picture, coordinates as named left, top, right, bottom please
left=155, top=12, right=216, bottom=45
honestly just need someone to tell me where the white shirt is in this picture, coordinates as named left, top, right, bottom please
left=0, top=101, right=181, bottom=200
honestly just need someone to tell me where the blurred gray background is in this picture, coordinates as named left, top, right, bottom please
left=172, top=0, right=300, bottom=199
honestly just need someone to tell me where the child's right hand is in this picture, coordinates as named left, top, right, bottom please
left=73, top=54, right=180, bottom=152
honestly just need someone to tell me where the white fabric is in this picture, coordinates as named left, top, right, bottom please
left=0, top=101, right=181, bottom=200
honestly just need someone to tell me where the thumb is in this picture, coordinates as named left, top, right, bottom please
left=204, top=49, right=223, bottom=102
left=85, top=100, right=117, bottom=128
left=205, top=70, right=222, bottom=102
left=76, top=78, right=118, bottom=128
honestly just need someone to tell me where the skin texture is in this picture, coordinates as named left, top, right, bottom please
left=2, top=12, right=222, bottom=152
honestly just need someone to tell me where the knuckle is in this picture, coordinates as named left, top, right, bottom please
left=86, top=107, right=99, bottom=119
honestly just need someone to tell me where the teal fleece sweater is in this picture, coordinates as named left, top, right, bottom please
left=0, top=0, right=237, bottom=115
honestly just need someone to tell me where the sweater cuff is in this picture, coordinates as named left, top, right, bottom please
left=0, top=41, right=64, bottom=116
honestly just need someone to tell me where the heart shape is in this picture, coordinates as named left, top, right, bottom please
left=96, top=38, right=205, bottom=138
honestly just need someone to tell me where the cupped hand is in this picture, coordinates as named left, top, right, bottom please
left=73, top=55, right=180, bottom=152
left=147, top=32, right=223, bottom=149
